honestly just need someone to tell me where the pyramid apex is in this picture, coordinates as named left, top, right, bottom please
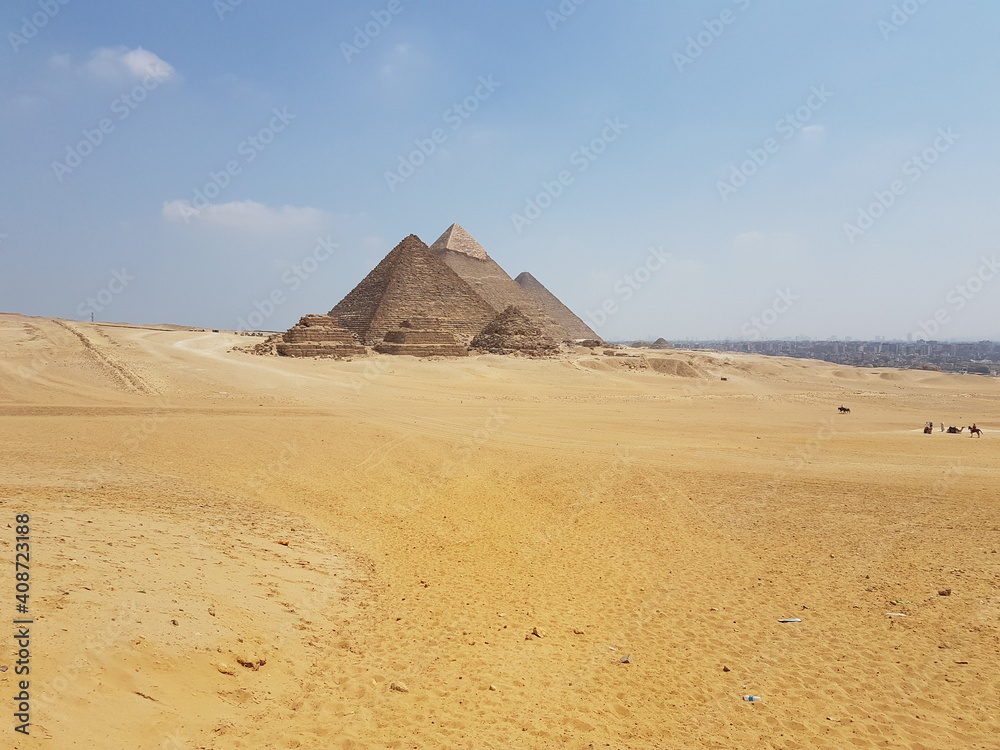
left=429, top=223, right=489, bottom=261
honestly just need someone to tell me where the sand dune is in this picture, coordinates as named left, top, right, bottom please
left=2, top=314, right=998, bottom=749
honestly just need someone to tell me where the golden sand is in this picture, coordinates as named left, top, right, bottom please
left=1, top=314, right=997, bottom=749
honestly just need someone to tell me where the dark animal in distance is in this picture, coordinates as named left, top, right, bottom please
left=946, top=426, right=964, bottom=434
left=838, top=406, right=851, bottom=414
left=969, top=426, right=983, bottom=438
left=923, top=425, right=933, bottom=434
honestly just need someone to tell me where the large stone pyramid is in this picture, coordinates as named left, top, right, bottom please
left=428, top=224, right=573, bottom=341
left=428, top=223, right=490, bottom=260
left=514, top=271, right=599, bottom=340
left=329, top=234, right=496, bottom=345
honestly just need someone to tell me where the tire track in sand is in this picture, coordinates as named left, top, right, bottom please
left=52, top=319, right=157, bottom=395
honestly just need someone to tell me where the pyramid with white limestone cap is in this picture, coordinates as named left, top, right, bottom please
left=428, top=223, right=584, bottom=341
left=428, top=223, right=490, bottom=260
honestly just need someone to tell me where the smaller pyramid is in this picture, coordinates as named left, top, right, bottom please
left=428, top=223, right=490, bottom=260
left=276, top=315, right=366, bottom=358
left=650, top=338, right=673, bottom=349
left=375, top=320, right=468, bottom=357
left=471, top=306, right=560, bottom=357
left=514, top=272, right=600, bottom=341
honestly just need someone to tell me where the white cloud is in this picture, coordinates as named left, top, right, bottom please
left=85, top=46, right=176, bottom=83
left=162, top=200, right=329, bottom=233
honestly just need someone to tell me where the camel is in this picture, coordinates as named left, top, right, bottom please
left=838, top=406, right=851, bottom=414
left=946, top=426, right=964, bottom=434
left=923, top=424, right=933, bottom=434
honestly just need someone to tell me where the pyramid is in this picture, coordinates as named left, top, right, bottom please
left=276, top=314, right=366, bottom=357
left=375, top=320, right=468, bottom=357
left=471, top=306, right=560, bottom=357
left=650, top=337, right=673, bottom=349
left=428, top=224, right=570, bottom=340
left=514, top=272, right=599, bottom=340
left=329, top=234, right=496, bottom=345
left=428, top=223, right=490, bottom=260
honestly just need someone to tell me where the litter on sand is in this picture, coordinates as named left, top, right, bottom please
left=778, top=618, right=802, bottom=623
left=886, top=613, right=908, bottom=617
left=742, top=695, right=762, bottom=702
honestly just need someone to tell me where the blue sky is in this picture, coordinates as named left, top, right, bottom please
left=2, top=0, right=998, bottom=341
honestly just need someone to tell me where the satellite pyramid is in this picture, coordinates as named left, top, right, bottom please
left=514, top=271, right=599, bottom=340
left=329, top=234, right=496, bottom=345
left=471, top=306, right=559, bottom=357
left=428, top=223, right=583, bottom=341
left=375, top=320, right=468, bottom=357
left=277, top=315, right=366, bottom=357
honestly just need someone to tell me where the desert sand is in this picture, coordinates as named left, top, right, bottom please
left=1, top=313, right=998, bottom=749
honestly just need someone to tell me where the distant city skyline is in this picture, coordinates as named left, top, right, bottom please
left=2, top=1, right=998, bottom=340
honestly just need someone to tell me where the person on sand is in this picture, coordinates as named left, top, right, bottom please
left=940, top=422, right=945, bottom=432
